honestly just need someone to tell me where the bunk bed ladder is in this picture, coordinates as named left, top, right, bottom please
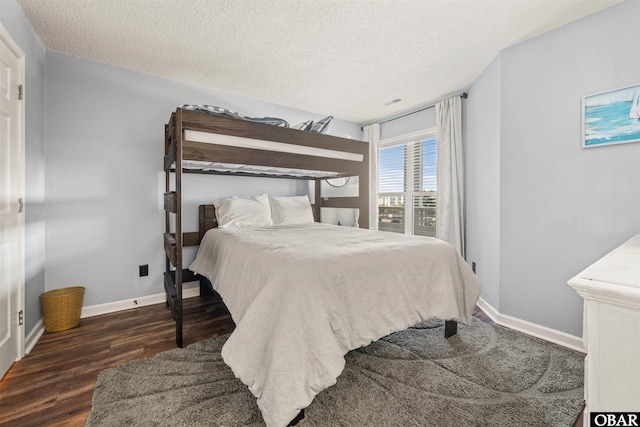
left=164, top=112, right=185, bottom=347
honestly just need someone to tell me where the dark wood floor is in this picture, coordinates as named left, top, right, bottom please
left=0, top=295, right=234, bottom=426
left=0, top=299, right=581, bottom=427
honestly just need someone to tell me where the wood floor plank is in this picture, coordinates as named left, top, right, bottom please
left=0, top=295, right=234, bottom=426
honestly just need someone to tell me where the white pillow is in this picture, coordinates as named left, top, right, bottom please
left=270, top=195, right=315, bottom=225
left=214, top=193, right=273, bottom=228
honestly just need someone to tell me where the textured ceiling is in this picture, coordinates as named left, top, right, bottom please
left=17, top=0, right=621, bottom=123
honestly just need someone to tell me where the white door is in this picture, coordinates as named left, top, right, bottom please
left=0, top=25, right=25, bottom=380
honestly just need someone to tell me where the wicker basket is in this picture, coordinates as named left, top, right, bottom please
left=40, top=287, right=85, bottom=332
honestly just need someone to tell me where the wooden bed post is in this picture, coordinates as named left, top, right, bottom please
left=164, top=123, right=171, bottom=306
left=174, top=109, right=184, bottom=348
left=444, top=320, right=458, bottom=338
left=314, top=179, right=322, bottom=222
left=288, top=409, right=305, bottom=426
left=358, top=149, right=370, bottom=229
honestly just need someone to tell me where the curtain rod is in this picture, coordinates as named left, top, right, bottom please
left=363, top=92, right=468, bottom=129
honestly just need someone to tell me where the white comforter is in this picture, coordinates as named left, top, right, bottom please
left=190, top=223, right=480, bottom=427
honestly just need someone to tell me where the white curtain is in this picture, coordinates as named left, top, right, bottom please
left=363, top=123, right=380, bottom=229
left=436, top=97, right=464, bottom=256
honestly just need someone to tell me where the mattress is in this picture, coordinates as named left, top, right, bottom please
left=178, top=159, right=343, bottom=178
left=189, top=223, right=480, bottom=427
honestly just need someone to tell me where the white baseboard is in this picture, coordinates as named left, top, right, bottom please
left=80, top=283, right=200, bottom=319
left=24, top=319, right=44, bottom=355
left=477, top=297, right=585, bottom=354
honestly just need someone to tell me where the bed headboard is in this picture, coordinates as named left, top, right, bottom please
left=198, top=205, right=218, bottom=241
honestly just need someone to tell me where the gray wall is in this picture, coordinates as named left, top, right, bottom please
left=44, top=51, right=362, bottom=307
left=465, top=0, right=640, bottom=337
left=465, top=55, right=501, bottom=310
left=0, top=0, right=46, bottom=335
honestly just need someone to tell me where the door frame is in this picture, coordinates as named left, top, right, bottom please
left=0, top=22, right=26, bottom=363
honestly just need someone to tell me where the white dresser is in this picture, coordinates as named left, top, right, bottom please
left=568, top=234, right=640, bottom=419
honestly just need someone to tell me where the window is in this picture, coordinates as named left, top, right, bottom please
left=378, top=131, right=436, bottom=236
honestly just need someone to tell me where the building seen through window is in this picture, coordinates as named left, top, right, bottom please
left=378, top=133, right=436, bottom=237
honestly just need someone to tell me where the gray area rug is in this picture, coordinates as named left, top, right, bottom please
left=86, top=319, right=584, bottom=426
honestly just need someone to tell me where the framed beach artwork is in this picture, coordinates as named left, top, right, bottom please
left=582, top=83, right=640, bottom=148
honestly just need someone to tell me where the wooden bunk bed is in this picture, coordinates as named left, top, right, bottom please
left=163, top=107, right=478, bottom=427
left=163, top=107, right=370, bottom=348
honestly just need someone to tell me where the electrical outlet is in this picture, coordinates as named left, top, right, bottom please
left=139, top=264, right=149, bottom=277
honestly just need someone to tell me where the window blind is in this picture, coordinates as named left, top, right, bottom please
left=378, top=144, right=405, bottom=193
